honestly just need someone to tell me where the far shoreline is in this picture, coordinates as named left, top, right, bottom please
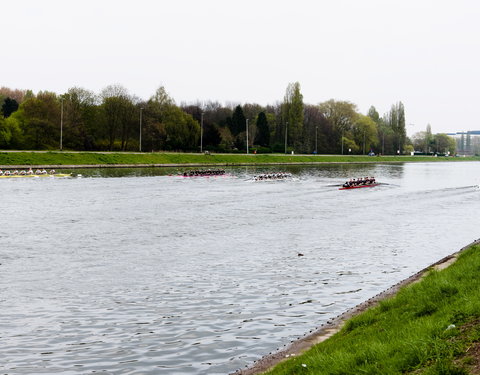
left=0, top=151, right=479, bottom=169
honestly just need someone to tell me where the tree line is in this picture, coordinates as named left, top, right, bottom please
left=0, top=84, right=456, bottom=155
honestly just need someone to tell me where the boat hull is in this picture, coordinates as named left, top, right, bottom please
left=339, top=183, right=379, bottom=190
left=0, top=174, right=71, bottom=179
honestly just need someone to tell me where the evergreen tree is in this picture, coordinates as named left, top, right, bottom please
left=203, top=123, right=222, bottom=149
left=254, top=112, right=269, bottom=147
left=229, top=105, right=246, bottom=136
left=2, top=97, right=19, bottom=118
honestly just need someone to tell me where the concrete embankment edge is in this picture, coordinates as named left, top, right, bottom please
left=231, top=238, right=480, bottom=375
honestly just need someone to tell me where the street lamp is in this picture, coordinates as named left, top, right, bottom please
left=200, top=112, right=204, bottom=153
left=246, top=118, right=249, bottom=154
left=284, top=121, right=288, bottom=154
left=139, top=108, right=143, bottom=152
left=315, top=126, right=318, bottom=154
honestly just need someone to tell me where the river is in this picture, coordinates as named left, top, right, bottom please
left=1, top=162, right=479, bottom=374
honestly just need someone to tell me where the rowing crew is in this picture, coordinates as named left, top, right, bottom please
left=0, top=168, right=56, bottom=176
left=343, top=176, right=376, bottom=187
left=183, top=169, right=225, bottom=177
left=253, top=173, right=292, bottom=181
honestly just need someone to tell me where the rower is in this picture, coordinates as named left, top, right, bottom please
left=19, top=170, right=27, bottom=175
left=49, top=169, right=56, bottom=175
left=27, top=168, right=33, bottom=175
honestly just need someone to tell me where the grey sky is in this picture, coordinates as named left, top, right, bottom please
left=3, top=0, right=479, bottom=135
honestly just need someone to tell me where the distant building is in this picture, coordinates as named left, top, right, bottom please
left=446, top=131, right=480, bottom=155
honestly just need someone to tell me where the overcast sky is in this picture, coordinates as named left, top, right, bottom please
left=3, top=0, right=479, bottom=135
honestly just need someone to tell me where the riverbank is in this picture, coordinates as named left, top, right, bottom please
left=0, top=151, right=479, bottom=168
left=236, top=240, right=480, bottom=375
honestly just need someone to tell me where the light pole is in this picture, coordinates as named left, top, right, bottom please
left=139, top=108, right=143, bottom=152
left=200, top=112, right=204, bottom=153
left=315, top=126, right=318, bottom=154
left=60, top=97, right=63, bottom=151
left=284, top=121, right=288, bottom=154
left=246, top=118, right=249, bottom=154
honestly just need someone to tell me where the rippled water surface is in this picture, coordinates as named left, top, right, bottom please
left=1, top=162, right=479, bottom=374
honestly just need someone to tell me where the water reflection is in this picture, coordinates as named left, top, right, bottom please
left=0, top=162, right=479, bottom=374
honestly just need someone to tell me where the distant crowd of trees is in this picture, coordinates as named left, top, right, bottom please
left=0, top=84, right=457, bottom=155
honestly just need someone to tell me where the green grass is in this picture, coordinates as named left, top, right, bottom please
left=0, top=151, right=479, bottom=167
left=264, top=244, right=480, bottom=375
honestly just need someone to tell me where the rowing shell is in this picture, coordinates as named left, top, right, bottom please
left=0, top=174, right=72, bottom=179
left=339, top=183, right=379, bottom=190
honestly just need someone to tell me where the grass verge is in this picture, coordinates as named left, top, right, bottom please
left=0, top=151, right=479, bottom=167
left=262, top=244, right=480, bottom=375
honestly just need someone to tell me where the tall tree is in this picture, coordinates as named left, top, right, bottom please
left=99, top=85, right=133, bottom=151
left=229, top=105, right=246, bottom=137
left=387, top=102, right=406, bottom=154
left=281, top=82, right=304, bottom=150
left=318, top=99, right=358, bottom=153
left=0, top=115, right=22, bottom=148
left=20, top=91, right=60, bottom=149
left=303, top=104, right=328, bottom=153
left=254, top=112, right=270, bottom=147
left=433, top=134, right=456, bottom=155
left=62, top=87, right=97, bottom=150
left=147, top=87, right=200, bottom=151
left=425, top=124, right=433, bottom=153
left=2, top=97, right=19, bottom=118
left=367, top=106, right=380, bottom=124
left=352, top=115, right=378, bottom=154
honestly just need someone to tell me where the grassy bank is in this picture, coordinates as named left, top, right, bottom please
left=0, top=151, right=479, bottom=167
left=263, top=243, right=480, bottom=375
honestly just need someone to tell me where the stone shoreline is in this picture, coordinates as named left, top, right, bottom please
left=231, top=238, right=480, bottom=375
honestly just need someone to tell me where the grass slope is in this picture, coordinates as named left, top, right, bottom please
left=0, top=152, right=479, bottom=166
left=265, top=244, right=480, bottom=375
